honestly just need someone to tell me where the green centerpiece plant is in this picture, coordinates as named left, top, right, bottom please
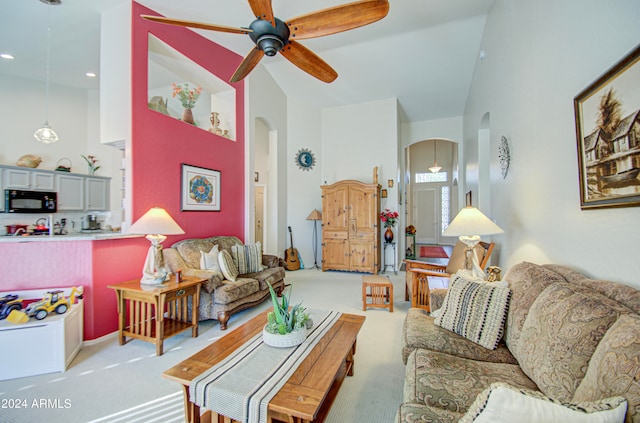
left=263, top=282, right=311, bottom=347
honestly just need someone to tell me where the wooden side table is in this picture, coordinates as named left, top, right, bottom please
left=362, top=275, right=394, bottom=312
left=108, top=276, right=204, bottom=356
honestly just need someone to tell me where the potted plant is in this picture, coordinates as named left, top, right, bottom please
left=263, top=282, right=311, bottom=348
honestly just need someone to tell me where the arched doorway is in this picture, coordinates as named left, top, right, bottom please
left=405, top=139, right=458, bottom=246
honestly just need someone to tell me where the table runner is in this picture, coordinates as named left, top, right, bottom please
left=190, top=309, right=341, bottom=423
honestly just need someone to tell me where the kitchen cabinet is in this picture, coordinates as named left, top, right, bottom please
left=3, top=167, right=55, bottom=191
left=85, top=177, right=109, bottom=211
left=321, top=180, right=380, bottom=274
left=0, top=165, right=110, bottom=212
left=56, top=174, right=84, bottom=211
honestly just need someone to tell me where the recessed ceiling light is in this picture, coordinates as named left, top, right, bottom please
left=85, top=72, right=97, bottom=78
left=1, top=53, right=15, bottom=60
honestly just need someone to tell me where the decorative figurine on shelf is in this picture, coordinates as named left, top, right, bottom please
left=208, top=112, right=223, bottom=135
left=380, top=208, right=399, bottom=243
left=405, top=225, right=417, bottom=234
left=16, top=154, right=42, bottom=168
left=148, top=96, right=169, bottom=115
left=487, top=266, right=503, bottom=282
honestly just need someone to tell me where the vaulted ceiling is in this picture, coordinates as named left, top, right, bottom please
left=0, top=0, right=494, bottom=123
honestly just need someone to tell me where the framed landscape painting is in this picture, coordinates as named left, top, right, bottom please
left=574, top=44, right=640, bottom=209
left=181, top=164, right=221, bottom=211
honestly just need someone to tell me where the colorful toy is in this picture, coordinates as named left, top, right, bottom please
left=24, top=287, right=83, bottom=321
left=0, top=294, right=24, bottom=320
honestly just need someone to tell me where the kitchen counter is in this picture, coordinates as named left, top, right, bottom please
left=0, top=232, right=141, bottom=242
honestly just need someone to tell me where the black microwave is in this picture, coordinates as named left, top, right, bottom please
left=5, top=190, right=57, bottom=213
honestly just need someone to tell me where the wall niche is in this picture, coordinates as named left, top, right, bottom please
left=147, top=34, right=236, bottom=140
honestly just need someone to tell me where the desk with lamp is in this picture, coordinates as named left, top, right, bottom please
left=107, top=207, right=205, bottom=356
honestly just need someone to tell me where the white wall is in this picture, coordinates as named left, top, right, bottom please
left=463, top=0, right=640, bottom=285
left=0, top=75, right=123, bottom=227
left=247, top=65, right=288, bottom=256
left=321, top=98, right=400, bottom=269
left=286, top=98, right=323, bottom=268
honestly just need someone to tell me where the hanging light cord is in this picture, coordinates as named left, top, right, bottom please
left=44, top=6, right=52, bottom=121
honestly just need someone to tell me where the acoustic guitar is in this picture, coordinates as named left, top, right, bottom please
left=284, top=226, right=301, bottom=271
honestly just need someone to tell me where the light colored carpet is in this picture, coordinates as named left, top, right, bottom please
left=0, top=269, right=409, bottom=423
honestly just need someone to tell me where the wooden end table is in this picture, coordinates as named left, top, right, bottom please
left=108, top=276, right=204, bottom=356
left=163, top=310, right=365, bottom=423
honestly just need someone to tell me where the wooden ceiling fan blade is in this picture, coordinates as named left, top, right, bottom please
left=280, top=41, right=338, bottom=83
left=230, top=47, right=265, bottom=83
left=286, top=0, right=389, bottom=40
left=141, top=15, right=252, bottom=34
left=248, top=0, right=275, bottom=27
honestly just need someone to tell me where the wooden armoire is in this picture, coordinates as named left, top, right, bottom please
left=321, top=180, right=381, bottom=274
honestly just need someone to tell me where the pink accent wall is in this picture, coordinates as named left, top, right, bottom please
left=0, top=239, right=148, bottom=340
left=0, top=5, right=246, bottom=340
left=132, top=2, right=246, bottom=239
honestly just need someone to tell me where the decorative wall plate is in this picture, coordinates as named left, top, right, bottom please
left=499, top=136, right=511, bottom=179
left=295, top=148, right=316, bottom=171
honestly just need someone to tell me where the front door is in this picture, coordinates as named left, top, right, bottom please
left=414, top=187, right=438, bottom=244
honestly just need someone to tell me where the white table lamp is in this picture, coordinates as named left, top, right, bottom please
left=442, top=206, right=504, bottom=279
left=128, top=207, right=185, bottom=285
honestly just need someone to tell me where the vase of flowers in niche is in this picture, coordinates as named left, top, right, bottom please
left=172, top=83, right=202, bottom=125
left=380, top=208, right=399, bottom=243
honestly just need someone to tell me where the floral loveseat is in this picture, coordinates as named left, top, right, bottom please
left=398, top=262, right=640, bottom=422
left=163, top=236, right=285, bottom=330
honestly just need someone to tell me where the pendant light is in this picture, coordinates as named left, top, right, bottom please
left=34, top=0, right=61, bottom=144
left=429, top=140, right=442, bottom=173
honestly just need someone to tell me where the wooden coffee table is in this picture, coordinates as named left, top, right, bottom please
left=163, top=310, right=365, bottom=423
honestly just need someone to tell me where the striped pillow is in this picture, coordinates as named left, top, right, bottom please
left=231, top=242, right=264, bottom=275
left=434, top=273, right=511, bottom=350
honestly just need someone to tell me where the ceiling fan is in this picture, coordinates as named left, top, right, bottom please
left=142, top=0, right=389, bottom=83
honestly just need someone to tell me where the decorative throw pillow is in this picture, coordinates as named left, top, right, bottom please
left=231, top=242, right=264, bottom=274
left=218, top=249, right=238, bottom=282
left=573, top=313, right=640, bottom=419
left=460, top=382, right=627, bottom=423
left=434, top=274, right=511, bottom=350
left=200, top=245, right=221, bottom=273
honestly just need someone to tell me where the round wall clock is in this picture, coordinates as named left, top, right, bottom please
left=295, top=148, right=316, bottom=171
left=498, top=136, right=511, bottom=179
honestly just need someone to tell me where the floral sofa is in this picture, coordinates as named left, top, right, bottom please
left=398, top=262, right=640, bottom=422
left=163, top=236, right=285, bottom=330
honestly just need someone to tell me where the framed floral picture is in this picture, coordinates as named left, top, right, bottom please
left=181, top=164, right=221, bottom=211
left=574, top=44, right=640, bottom=209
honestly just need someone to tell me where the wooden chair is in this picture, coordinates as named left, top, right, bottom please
left=404, top=241, right=495, bottom=312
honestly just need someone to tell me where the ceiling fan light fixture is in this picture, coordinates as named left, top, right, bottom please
left=257, top=35, right=283, bottom=56
left=39, top=0, right=61, bottom=5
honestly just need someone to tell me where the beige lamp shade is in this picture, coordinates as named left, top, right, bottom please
left=306, top=209, right=323, bottom=221
left=442, top=206, right=504, bottom=237
left=128, top=207, right=184, bottom=285
left=128, top=207, right=185, bottom=236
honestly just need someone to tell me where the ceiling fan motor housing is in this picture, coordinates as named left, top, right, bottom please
left=249, top=18, right=290, bottom=56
